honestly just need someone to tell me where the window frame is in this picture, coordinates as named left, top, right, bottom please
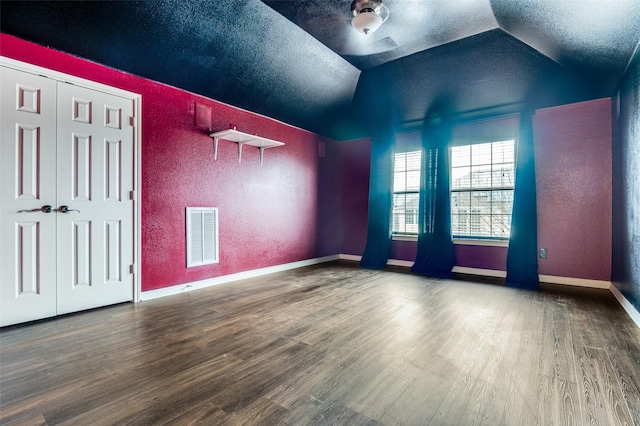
left=391, top=150, right=421, bottom=237
left=449, top=140, right=516, bottom=241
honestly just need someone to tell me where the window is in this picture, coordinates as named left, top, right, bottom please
left=392, top=150, right=421, bottom=234
left=450, top=140, right=515, bottom=239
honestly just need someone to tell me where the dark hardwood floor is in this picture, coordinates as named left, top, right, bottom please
left=1, top=261, right=639, bottom=425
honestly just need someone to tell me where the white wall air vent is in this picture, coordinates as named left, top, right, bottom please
left=186, top=207, right=219, bottom=267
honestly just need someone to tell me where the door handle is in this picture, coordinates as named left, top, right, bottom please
left=18, top=205, right=53, bottom=213
left=58, top=205, right=80, bottom=213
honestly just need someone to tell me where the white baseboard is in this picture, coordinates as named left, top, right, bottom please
left=340, top=256, right=506, bottom=277
left=140, top=255, right=339, bottom=301
left=609, top=284, right=640, bottom=329
left=387, top=259, right=414, bottom=267
left=339, top=254, right=362, bottom=262
left=340, top=254, right=414, bottom=268
left=139, top=253, right=638, bottom=330
left=538, top=274, right=611, bottom=289
left=339, top=254, right=414, bottom=268
left=452, top=266, right=506, bottom=278
left=339, top=255, right=612, bottom=289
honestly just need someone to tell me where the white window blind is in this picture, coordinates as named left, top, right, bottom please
left=392, top=150, right=421, bottom=234
left=186, top=207, right=219, bottom=267
left=450, top=140, right=515, bottom=239
left=449, top=116, right=519, bottom=240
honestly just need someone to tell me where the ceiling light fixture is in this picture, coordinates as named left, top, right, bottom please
left=351, top=0, right=388, bottom=35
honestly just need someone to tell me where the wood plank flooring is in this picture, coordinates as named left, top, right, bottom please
left=1, top=261, right=639, bottom=425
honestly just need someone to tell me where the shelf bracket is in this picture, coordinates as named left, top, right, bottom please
left=210, top=129, right=284, bottom=166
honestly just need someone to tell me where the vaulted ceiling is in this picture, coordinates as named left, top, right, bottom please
left=2, top=0, right=639, bottom=140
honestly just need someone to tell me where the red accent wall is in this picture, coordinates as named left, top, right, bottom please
left=1, top=34, right=337, bottom=291
left=534, top=98, right=612, bottom=281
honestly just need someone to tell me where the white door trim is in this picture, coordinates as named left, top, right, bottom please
left=1, top=56, right=143, bottom=303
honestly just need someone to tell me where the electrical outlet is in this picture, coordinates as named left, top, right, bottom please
left=539, top=248, right=548, bottom=259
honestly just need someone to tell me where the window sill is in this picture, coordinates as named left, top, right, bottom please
left=453, top=238, right=508, bottom=247
left=392, top=234, right=418, bottom=242
left=392, top=235, right=509, bottom=247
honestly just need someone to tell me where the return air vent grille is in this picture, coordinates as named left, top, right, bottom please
left=186, top=207, right=219, bottom=267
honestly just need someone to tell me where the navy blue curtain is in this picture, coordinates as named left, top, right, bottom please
left=360, top=130, right=395, bottom=270
left=506, top=111, right=539, bottom=289
left=411, top=120, right=455, bottom=278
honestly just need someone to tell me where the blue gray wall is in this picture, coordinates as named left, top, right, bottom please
left=613, top=47, right=640, bottom=311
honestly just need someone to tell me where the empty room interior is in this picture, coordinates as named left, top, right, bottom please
left=1, top=0, right=640, bottom=424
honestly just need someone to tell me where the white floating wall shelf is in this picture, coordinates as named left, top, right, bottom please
left=210, top=129, right=285, bottom=166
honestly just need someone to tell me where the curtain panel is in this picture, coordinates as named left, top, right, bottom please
left=506, top=111, right=540, bottom=289
left=411, top=120, right=456, bottom=278
left=360, top=130, right=395, bottom=270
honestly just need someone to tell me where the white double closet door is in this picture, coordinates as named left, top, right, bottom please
left=1, top=64, right=136, bottom=327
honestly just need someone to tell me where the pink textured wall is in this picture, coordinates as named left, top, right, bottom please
left=454, top=245, right=506, bottom=271
left=339, top=138, right=371, bottom=255
left=389, top=240, right=506, bottom=271
left=534, top=99, right=612, bottom=281
left=1, top=34, right=334, bottom=291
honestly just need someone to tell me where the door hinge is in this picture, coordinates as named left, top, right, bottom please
left=129, top=190, right=136, bottom=200
left=129, top=264, right=135, bottom=274
left=129, top=116, right=135, bottom=127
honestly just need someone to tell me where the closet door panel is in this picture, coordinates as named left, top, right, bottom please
left=56, top=82, right=135, bottom=315
left=0, top=67, right=58, bottom=327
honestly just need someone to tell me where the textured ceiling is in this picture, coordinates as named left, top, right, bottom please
left=491, top=0, right=640, bottom=94
left=352, top=29, right=598, bottom=130
left=263, top=0, right=500, bottom=70
left=0, top=0, right=361, bottom=138
left=1, top=0, right=639, bottom=140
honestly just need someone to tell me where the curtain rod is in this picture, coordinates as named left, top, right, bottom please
left=395, top=102, right=526, bottom=133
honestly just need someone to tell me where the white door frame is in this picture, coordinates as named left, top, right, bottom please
left=1, top=56, right=143, bottom=303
